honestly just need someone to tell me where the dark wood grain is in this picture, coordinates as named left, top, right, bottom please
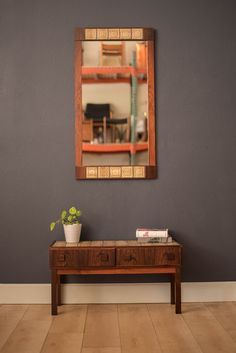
left=51, top=249, right=89, bottom=267
left=49, top=240, right=182, bottom=315
left=57, top=274, right=61, bottom=306
left=75, top=166, right=86, bottom=179
left=175, top=267, right=181, bottom=314
left=116, top=247, right=155, bottom=266
left=75, top=27, right=85, bottom=41
left=147, top=39, right=156, bottom=166
left=88, top=248, right=115, bottom=267
left=155, top=247, right=180, bottom=265
left=51, top=269, right=58, bottom=315
left=143, top=28, right=155, bottom=40
left=146, top=165, right=157, bottom=178
left=75, top=39, right=82, bottom=168
left=170, top=273, right=175, bottom=304
left=57, top=267, right=177, bottom=275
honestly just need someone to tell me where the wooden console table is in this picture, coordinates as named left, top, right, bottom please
left=49, top=240, right=182, bottom=315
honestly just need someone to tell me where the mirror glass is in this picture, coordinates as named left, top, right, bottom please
left=81, top=40, right=149, bottom=166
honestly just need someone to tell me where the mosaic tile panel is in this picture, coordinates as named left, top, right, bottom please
left=120, top=28, right=132, bottom=39
left=86, top=167, right=98, bottom=178
left=121, top=166, right=133, bottom=178
left=110, top=166, right=122, bottom=178
left=132, top=28, right=143, bottom=39
left=108, top=28, right=120, bottom=39
left=97, top=28, right=108, bottom=40
left=85, top=28, right=97, bottom=40
left=133, top=166, right=145, bottom=178
left=98, top=166, right=110, bottom=178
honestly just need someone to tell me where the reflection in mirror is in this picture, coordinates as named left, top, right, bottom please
left=81, top=40, right=149, bottom=166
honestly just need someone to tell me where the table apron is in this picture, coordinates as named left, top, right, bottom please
left=57, top=267, right=178, bottom=275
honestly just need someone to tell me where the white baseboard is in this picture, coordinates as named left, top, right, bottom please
left=0, top=282, right=235, bottom=304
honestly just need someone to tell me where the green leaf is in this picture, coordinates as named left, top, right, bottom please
left=76, top=210, right=81, bottom=217
left=61, top=210, right=67, bottom=219
left=68, top=215, right=73, bottom=222
left=50, top=222, right=56, bottom=231
left=69, top=207, right=77, bottom=215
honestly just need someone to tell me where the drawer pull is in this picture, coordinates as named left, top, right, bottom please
left=98, top=252, right=109, bottom=262
left=164, top=252, right=175, bottom=261
left=58, top=254, right=65, bottom=262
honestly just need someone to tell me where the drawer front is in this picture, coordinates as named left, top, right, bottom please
left=51, top=248, right=115, bottom=268
left=155, top=247, right=180, bottom=265
left=116, top=247, right=155, bottom=267
left=88, top=248, right=115, bottom=267
left=51, top=249, right=88, bottom=268
left=50, top=246, right=181, bottom=268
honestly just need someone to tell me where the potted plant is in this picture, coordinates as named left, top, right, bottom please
left=50, top=206, right=82, bottom=243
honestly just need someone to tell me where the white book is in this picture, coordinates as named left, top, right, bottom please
left=136, top=228, right=168, bottom=238
left=138, top=236, right=172, bottom=243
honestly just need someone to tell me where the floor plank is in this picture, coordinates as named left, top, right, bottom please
left=147, top=304, right=202, bottom=353
left=0, top=305, right=28, bottom=351
left=1, top=303, right=236, bottom=353
left=118, top=304, right=162, bottom=353
left=22, top=304, right=52, bottom=321
left=40, top=305, right=87, bottom=353
left=205, top=302, right=236, bottom=342
left=49, top=304, right=87, bottom=334
left=40, top=333, right=83, bottom=353
left=182, top=303, right=236, bottom=353
left=83, top=305, right=120, bottom=348
left=81, top=348, right=121, bottom=353
left=0, top=305, right=53, bottom=353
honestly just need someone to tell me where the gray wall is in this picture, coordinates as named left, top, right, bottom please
left=0, top=0, right=236, bottom=283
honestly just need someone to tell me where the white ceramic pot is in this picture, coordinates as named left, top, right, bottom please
left=63, top=224, right=82, bottom=243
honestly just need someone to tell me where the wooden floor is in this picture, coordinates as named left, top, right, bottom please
left=0, top=303, right=236, bottom=353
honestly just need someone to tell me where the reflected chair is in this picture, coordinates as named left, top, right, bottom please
left=83, top=103, right=112, bottom=143
left=82, top=120, right=93, bottom=142
left=107, top=117, right=131, bottom=143
left=83, top=103, right=131, bottom=143
left=100, top=42, right=125, bottom=66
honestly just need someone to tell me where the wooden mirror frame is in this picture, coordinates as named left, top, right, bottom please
left=75, top=27, right=157, bottom=179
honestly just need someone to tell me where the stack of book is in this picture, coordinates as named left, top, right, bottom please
left=136, top=228, right=172, bottom=243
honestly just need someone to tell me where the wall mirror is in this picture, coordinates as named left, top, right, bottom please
left=75, top=28, right=156, bottom=179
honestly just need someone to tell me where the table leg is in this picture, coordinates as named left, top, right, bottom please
left=170, top=273, right=175, bottom=304
left=57, top=275, right=61, bottom=306
left=51, top=269, right=58, bottom=315
left=175, top=267, right=181, bottom=314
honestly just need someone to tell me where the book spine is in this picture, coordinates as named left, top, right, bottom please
left=138, top=236, right=172, bottom=243
left=136, top=230, right=168, bottom=238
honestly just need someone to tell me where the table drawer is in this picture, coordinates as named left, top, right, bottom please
left=116, top=247, right=155, bottom=266
left=88, top=248, right=115, bottom=267
left=51, top=249, right=88, bottom=268
left=116, top=246, right=180, bottom=267
left=50, top=248, right=115, bottom=268
left=155, top=247, right=180, bottom=265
